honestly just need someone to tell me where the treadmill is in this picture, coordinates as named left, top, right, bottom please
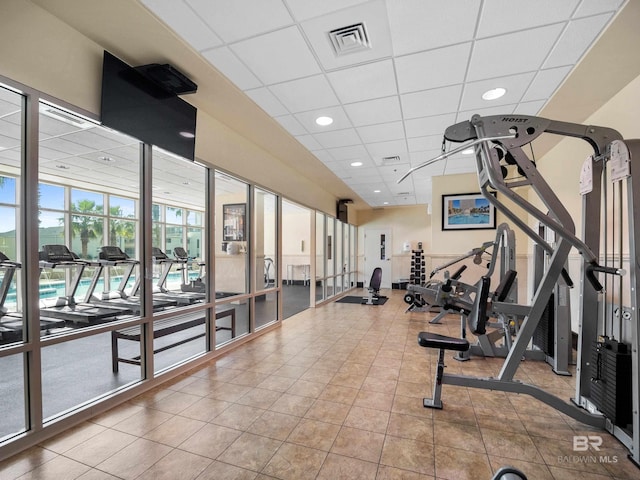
left=38, top=244, right=132, bottom=324
left=87, top=246, right=177, bottom=313
left=0, top=251, right=66, bottom=343
left=146, top=247, right=204, bottom=305
left=173, top=246, right=206, bottom=294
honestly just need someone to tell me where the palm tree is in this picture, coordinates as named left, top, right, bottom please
left=108, top=206, right=135, bottom=248
left=68, top=199, right=104, bottom=258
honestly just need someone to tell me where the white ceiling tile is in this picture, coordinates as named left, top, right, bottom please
left=310, top=149, right=335, bottom=163
left=521, top=66, right=572, bottom=102
left=269, top=75, right=339, bottom=112
left=512, top=100, right=546, bottom=116
left=400, top=84, right=463, bottom=119
left=245, top=87, right=289, bottom=116
left=201, top=47, right=262, bottom=90
left=343, top=96, right=402, bottom=127
left=230, top=27, right=321, bottom=85
left=326, top=144, right=370, bottom=161
left=274, top=114, right=308, bottom=135
left=187, top=0, right=293, bottom=43
left=347, top=174, right=385, bottom=185
left=378, top=163, right=410, bottom=179
left=395, top=43, right=471, bottom=93
left=327, top=59, right=397, bottom=104
left=407, top=135, right=444, bottom=153
left=386, top=0, right=481, bottom=56
left=476, top=0, right=580, bottom=38
left=300, top=0, right=392, bottom=71
left=312, top=128, right=361, bottom=149
left=356, top=121, right=405, bottom=143
left=467, top=24, right=565, bottom=82
left=294, top=106, right=352, bottom=133
left=459, top=72, right=536, bottom=111
left=284, top=0, right=369, bottom=21
left=393, top=195, right=416, bottom=205
left=366, top=139, right=408, bottom=163
left=456, top=103, right=517, bottom=122
left=573, top=0, right=624, bottom=17
left=141, top=0, right=223, bottom=51
left=295, top=134, right=323, bottom=150
left=543, top=14, right=613, bottom=69
left=405, top=113, right=457, bottom=138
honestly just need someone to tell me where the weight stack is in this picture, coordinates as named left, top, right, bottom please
left=590, top=337, right=632, bottom=428
left=533, top=293, right=554, bottom=358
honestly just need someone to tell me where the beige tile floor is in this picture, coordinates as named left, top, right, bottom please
left=1, top=290, right=638, bottom=479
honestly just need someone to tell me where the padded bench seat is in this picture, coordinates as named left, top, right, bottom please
left=111, top=305, right=236, bottom=372
left=418, top=331, right=470, bottom=352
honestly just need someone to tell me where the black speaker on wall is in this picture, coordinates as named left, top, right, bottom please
left=337, top=199, right=352, bottom=223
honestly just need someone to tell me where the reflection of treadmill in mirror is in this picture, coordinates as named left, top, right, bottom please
left=88, top=246, right=177, bottom=312
left=0, top=251, right=66, bottom=343
left=38, top=245, right=132, bottom=324
left=173, top=247, right=207, bottom=295
left=150, top=247, right=204, bottom=304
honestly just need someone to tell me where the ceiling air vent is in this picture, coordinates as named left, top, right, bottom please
left=381, top=155, right=401, bottom=164
left=328, top=23, right=371, bottom=56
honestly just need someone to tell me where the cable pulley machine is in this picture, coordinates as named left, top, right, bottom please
left=400, top=114, right=639, bottom=467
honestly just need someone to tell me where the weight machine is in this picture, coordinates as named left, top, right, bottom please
left=400, top=114, right=640, bottom=466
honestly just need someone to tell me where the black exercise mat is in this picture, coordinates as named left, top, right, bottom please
left=336, top=296, right=388, bottom=305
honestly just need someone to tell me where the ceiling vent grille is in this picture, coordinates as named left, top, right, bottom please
left=329, top=23, right=371, bottom=56
left=381, top=155, right=401, bottom=164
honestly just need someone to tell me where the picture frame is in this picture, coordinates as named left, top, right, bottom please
left=442, top=192, right=496, bottom=230
left=223, top=203, right=246, bottom=242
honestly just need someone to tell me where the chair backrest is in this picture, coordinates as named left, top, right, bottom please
left=369, top=267, right=382, bottom=292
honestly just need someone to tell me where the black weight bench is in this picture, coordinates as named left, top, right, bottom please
left=418, top=331, right=469, bottom=409
left=111, top=305, right=236, bottom=372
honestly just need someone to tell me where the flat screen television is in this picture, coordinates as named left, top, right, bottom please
left=100, top=51, right=197, bottom=160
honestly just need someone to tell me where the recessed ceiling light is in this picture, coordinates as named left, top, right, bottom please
left=383, top=202, right=389, bottom=205
left=99, top=156, right=114, bottom=163
left=315, top=116, right=333, bottom=126
left=461, top=148, right=474, bottom=155
left=182, top=181, right=191, bottom=185
left=55, top=164, right=70, bottom=170
left=374, top=190, right=381, bottom=193
left=179, top=131, right=195, bottom=138
left=482, top=87, right=506, bottom=100
left=350, top=161, right=363, bottom=167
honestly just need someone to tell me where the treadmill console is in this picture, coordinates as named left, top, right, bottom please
left=100, top=246, right=129, bottom=261
left=0, top=251, right=9, bottom=262
left=39, top=245, right=75, bottom=262
left=173, top=247, right=189, bottom=260
left=152, top=247, right=170, bottom=260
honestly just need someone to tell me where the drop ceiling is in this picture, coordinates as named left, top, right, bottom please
left=135, top=0, right=627, bottom=207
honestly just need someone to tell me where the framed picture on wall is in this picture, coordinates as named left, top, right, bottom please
left=223, top=203, right=246, bottom=241
left=442, top=192, right=496, bottom=230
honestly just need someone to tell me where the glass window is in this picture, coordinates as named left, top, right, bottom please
left=255, top=188, right=277, bottom=329
left=39, top=183, right=64, bottom=211
left=166, top=206, right=182, bottom=224
left=38, top=103, right=143, bottom=421
left=0, top=85, right=26, bottom=439
left=315, top=212, right=325, bottom=302
left=215, top=172, right=249, bottom=344
left=282, top=200, right=311, bottom=318
left=109, top=196, right=135, bottom=218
